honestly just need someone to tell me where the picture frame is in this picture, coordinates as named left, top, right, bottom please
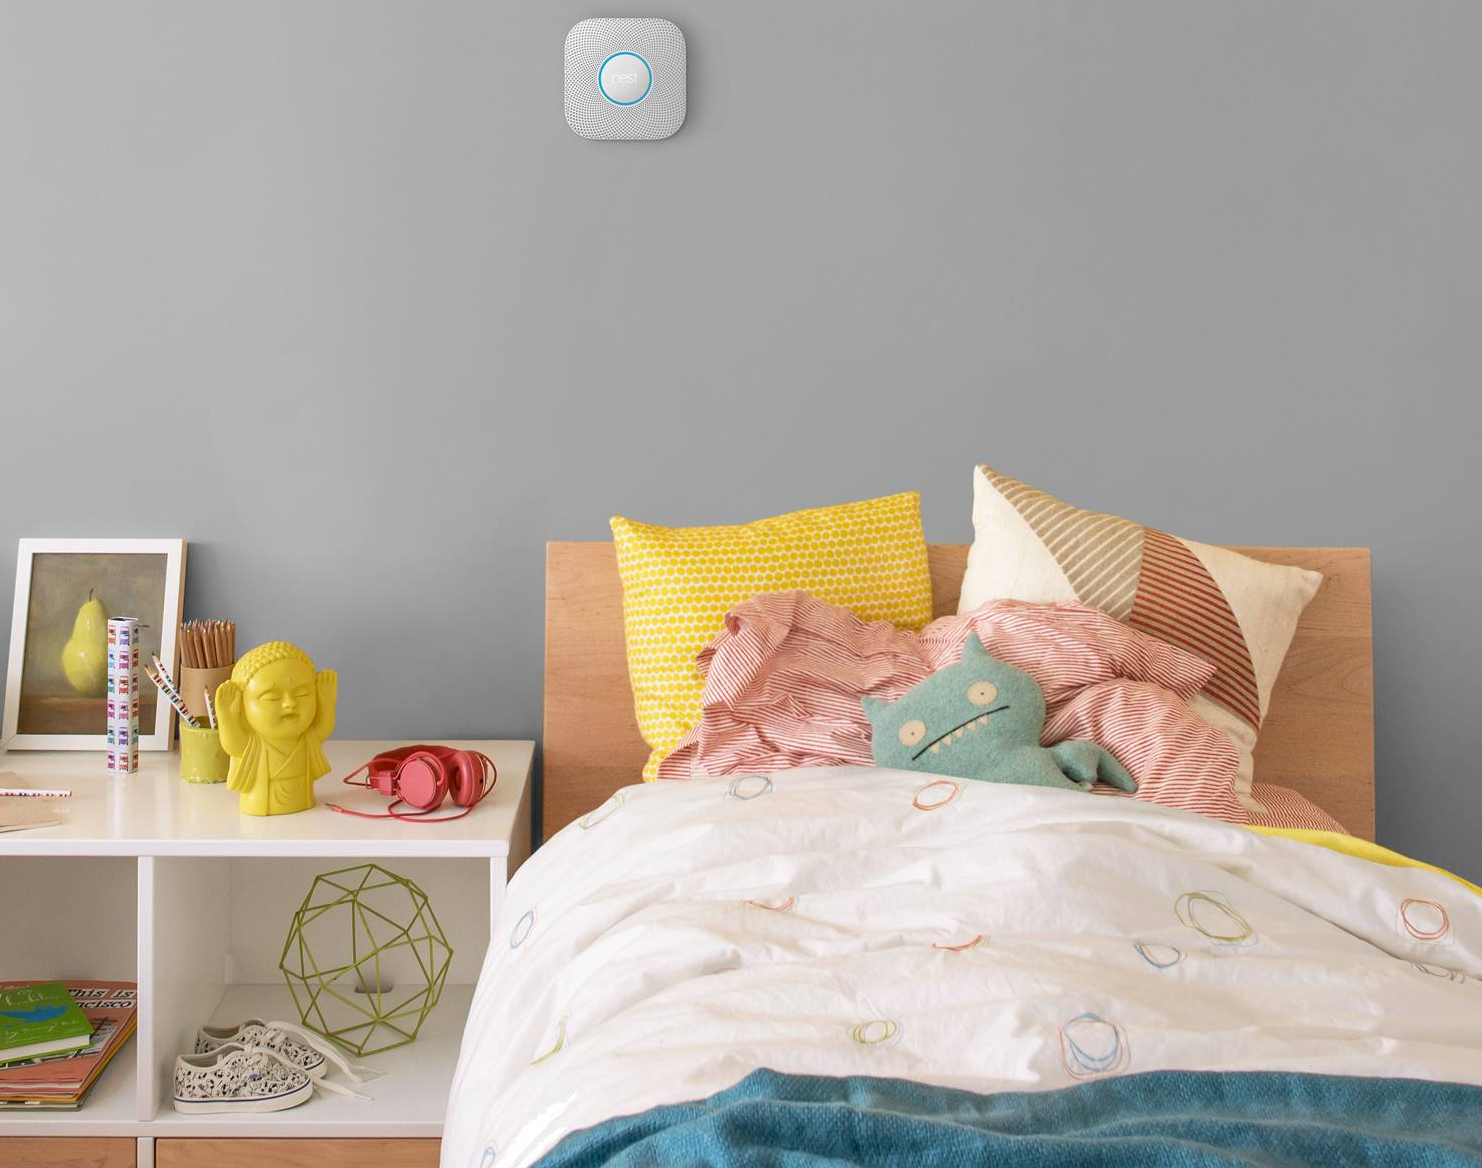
left=3, top=538, right=187, bottom=751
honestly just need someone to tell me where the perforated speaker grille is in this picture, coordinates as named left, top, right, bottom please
left=564, top=18, right=686, bottom=141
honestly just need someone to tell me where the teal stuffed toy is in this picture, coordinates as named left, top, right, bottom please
left=862, top=634, right=1137, bottom=793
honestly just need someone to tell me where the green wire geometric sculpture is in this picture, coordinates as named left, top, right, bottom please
left=279, top=863, right=453, bottom=1057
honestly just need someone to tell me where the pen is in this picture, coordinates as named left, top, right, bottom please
left=0, top=787, right=71, bottom=798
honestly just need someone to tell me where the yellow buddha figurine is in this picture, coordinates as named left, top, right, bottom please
left=215, top=641, right=337, bottom=816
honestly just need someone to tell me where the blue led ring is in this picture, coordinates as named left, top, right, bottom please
left=598, top=51, right=653, bottom=106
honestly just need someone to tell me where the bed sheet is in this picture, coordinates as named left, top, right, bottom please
left=444, top=767, right=1481, bottom=1168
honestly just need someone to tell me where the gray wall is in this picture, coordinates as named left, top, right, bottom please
left=2, top=2, right=1478, bottom=879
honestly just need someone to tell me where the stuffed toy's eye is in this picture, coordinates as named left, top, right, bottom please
left=968, top=681, right=999, bottom=706
left=898, top=719, right=927, bottom=747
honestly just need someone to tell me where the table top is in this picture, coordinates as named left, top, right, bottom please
left=0, top=739, right=534, bottom=857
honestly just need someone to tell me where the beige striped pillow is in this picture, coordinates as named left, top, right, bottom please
left=959, top=464, right=1321, bottom=813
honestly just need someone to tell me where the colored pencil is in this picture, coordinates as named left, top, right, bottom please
left=149, top=667, right=196, bottom=728
left=147, top=657, right=198, bottom=729
left=179, top=620, right=237, bottom=671
left=152, top=652, right=178, bottom=693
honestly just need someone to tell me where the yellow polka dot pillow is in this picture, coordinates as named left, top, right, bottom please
left=610, top=493, right=933, bottom=780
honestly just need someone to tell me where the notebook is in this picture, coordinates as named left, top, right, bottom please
left=0, top=795, right=62, bottom=834
left=0, top=983, right=94, bottom=1066
left=0, top=981, right=137, bottom=1109
left=0, top=776, right=64, bottom=834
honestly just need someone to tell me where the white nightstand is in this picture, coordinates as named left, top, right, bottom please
left=0, top=739, right=533, bottom=1168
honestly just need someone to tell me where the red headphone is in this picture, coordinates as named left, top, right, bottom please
left=328, top=745, right=496, bottom=822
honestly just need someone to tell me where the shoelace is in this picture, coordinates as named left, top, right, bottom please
left=239, top=1045, right=371, bottom=1102
left=255, top=1019, right=380, bottom=1084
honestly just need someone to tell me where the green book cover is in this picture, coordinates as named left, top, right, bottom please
left=0, top=983, right=93, bottom=1067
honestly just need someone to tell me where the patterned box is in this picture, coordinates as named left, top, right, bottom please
left=106, top=747, right=139, bottom=772
left=106, top=617, right=140, bottom=773
left=105, top=693, right=140, bottom=722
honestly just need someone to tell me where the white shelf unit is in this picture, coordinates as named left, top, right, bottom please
left=0, top=739, right=533, bottom=1148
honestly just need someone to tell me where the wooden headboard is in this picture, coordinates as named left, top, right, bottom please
left=544, top=544, right=1374, bottom=841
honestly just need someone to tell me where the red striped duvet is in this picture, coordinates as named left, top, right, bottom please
left=658, top=591, right=1345, bottom=833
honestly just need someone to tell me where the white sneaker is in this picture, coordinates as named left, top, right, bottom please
left=195, top=1018, right=376, bottom=1083
left=173, top=1043, right=314, bottom=1114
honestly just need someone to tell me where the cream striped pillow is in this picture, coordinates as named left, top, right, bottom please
left=959, top=465, right=1321, bottom=812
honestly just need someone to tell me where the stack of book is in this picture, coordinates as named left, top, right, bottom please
left=0, top=981, right=137, bottom=1110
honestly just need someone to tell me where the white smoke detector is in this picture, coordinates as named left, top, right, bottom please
left=564, top=18, right=687, bottom=141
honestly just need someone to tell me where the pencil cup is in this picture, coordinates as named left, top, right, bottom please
left=179, top=725, right=229, bottom=784
left=179, top=666, right=232, bottom=723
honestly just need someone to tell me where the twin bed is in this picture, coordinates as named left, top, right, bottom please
left=440, top=542, right=1482, bottom=1167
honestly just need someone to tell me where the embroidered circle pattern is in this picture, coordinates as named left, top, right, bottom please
left=746, top=896, right=796, bottom=913
left=1399, top=898, right=1450, bottom=943
left=849, top=1018, right=902, bottom=1048
left=726, top=774, right=774, bottom=801
left=912, top=779, right=961, bottom=811
left=579, top=791, right=625, bottom=829
left=1134, top=941, right=1185, bottom=969
left=509, top=909, right=536, bottom=950
left=1058, top=1012, right=1130, bottom=1079
left=1175, top=891, right=1254, bottom=945
left=933, top=933, right=987, bottom=952
left=530, top=1016, right=568, bottom=1065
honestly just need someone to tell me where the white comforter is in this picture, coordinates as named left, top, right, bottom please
left=443, top=767, right=1482, bottom=1168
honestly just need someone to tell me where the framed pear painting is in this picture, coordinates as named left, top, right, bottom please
left=3, top=539, right=186, bottom=750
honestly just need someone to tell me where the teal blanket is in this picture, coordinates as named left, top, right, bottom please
left=534, top=1068, right=1482, bottom=1167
